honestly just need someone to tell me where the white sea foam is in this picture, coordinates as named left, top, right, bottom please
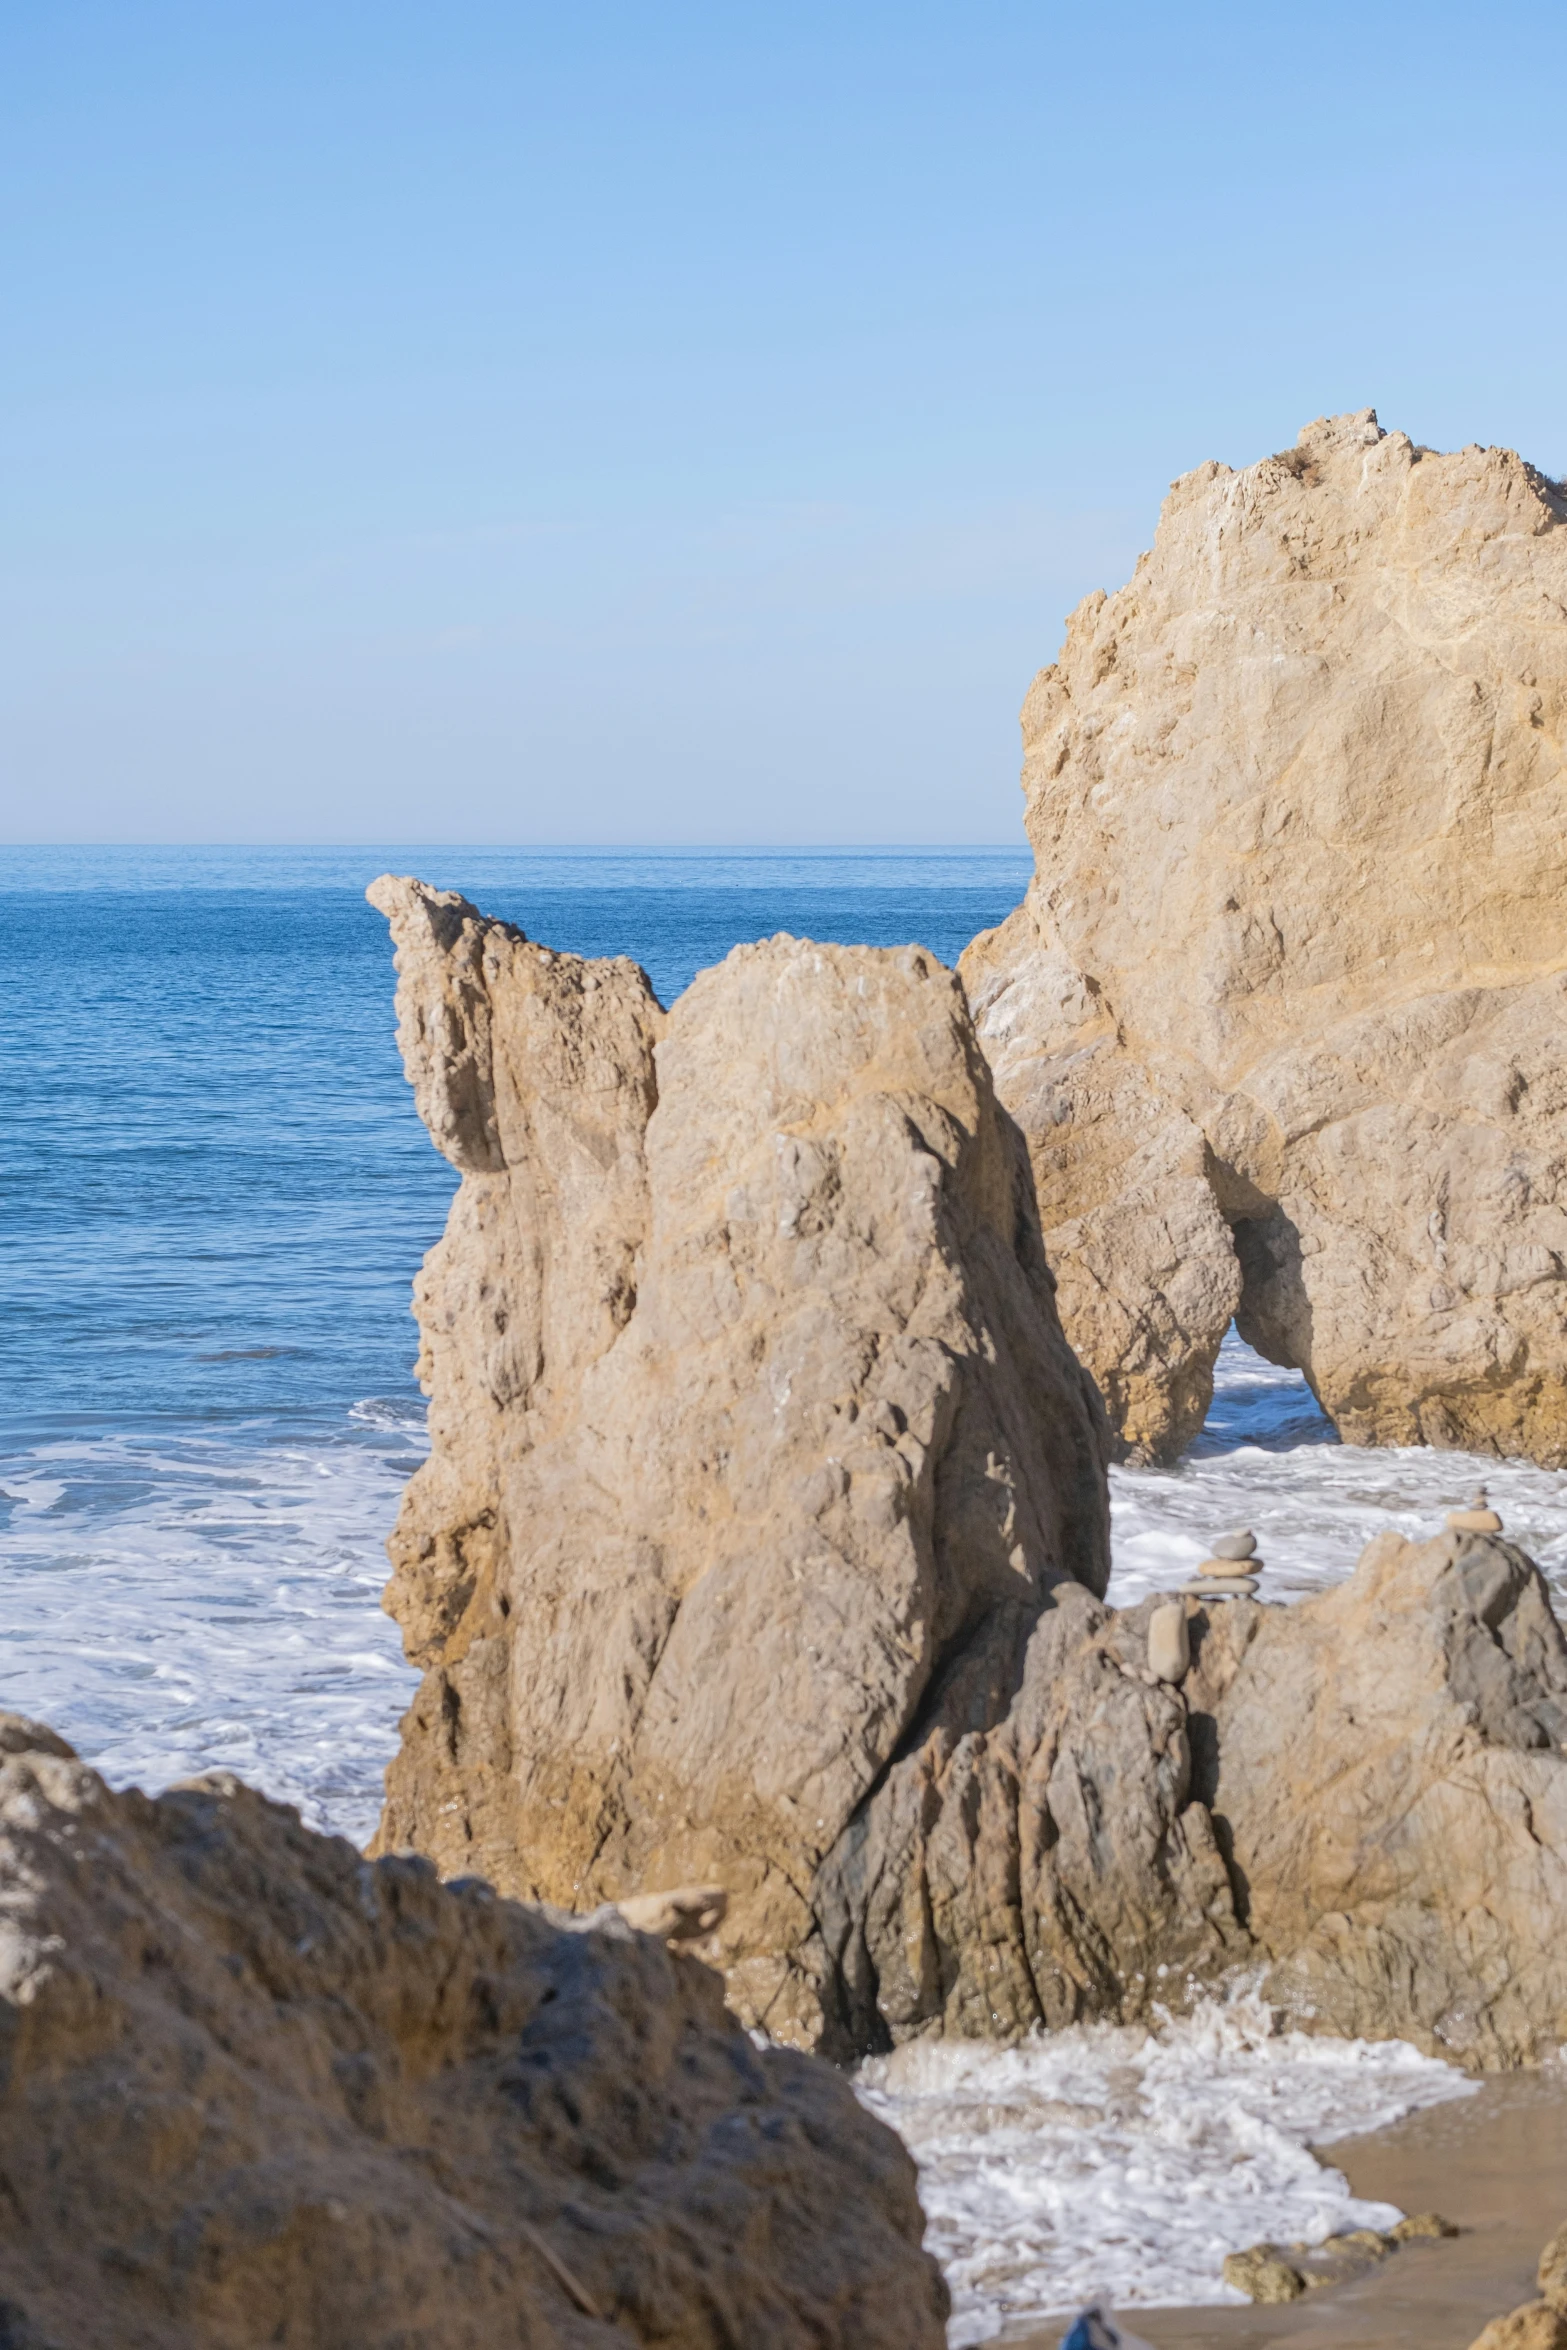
left=857, top=1992, right=1474, bottom=2345
left=0, top=1331, right=1560, bottom=2342
left=1107, top=1330, right=1567, bottom=1614
left=0, top=1408, right=423, bottom=1845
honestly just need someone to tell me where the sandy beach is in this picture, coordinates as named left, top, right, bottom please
left=1007, top=2066, right=1567, bottom=2349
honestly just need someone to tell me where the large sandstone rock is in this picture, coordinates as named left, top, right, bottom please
left=0, top=1715, right=947, bottom=2350
left=366, top=876, right=1110, bottom=2050
left=823, top=1526, right=1567, bottom=2065
left=963, top=409, right=1567, bottom=1463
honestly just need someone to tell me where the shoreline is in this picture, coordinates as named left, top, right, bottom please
left=1004, top=2065, right=1567, bottom=2349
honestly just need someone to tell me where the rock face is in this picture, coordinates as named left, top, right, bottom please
left=963, top=409, right=1567, bottom=1464
left=367, top=876, right=1111, bottom=2050
left=0, top=1715, right=948, bottom=2350
left=821, top=1526, right=1567, bottom=2064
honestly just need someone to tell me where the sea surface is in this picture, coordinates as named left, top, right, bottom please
left=2, top=844, right=1562, bottom=2342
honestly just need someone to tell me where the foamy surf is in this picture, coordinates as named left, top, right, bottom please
left=1, top=1332, right=1562, bottom=1849
left=0, top=1405, right=423, bottom=1843
left=1107, top=1330, right=1567, bottom=1615
left=856, top=1991, right=1475, bottom=2344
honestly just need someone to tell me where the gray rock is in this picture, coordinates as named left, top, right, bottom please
left=1147, top=1602, right=1191, bottom=1683
left=817, top=1529, right=1567, bottom=2064
left=1211, top=1530, right=1258, bottom=1562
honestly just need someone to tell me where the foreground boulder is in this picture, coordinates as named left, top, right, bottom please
left=0, top=1716, right=947, bottom=2350
left=963, top=408, right=1567, bottom=1463
left=367, top=877, right=1110, bottom=2048
left=824, top=1526, right=1567, bottom=2064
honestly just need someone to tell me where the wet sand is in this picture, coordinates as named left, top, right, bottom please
left=1005, top=2068, right=1567, bottom=2349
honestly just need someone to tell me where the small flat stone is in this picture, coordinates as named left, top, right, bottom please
left=1210, top=1530, right=1258, bottom=1561
left=1179, top=1576, right=1259, bottom=1598
left=616, top=1884, right=728, bottom=1942
left=1199, top=1554, right=1265, bottom=1578
left=1393, top=2211, right=1459, bottom=2241
left=1447, top=1507, right=1504, bottom=1534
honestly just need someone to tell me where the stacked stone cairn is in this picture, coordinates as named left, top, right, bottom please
left=1179, top=1527, right=1263, bottom=1597
left=1146, top=1528, right=1264, bottom=1684
left=1447, top=1486, right=1505, bottom=1535
left=1145, top=1497, right=1509, bottom=1689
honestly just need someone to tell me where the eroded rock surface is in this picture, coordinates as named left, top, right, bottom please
left=0, top=1715, right=947, bottom=2350
left=822, top=1527, right=1567, bottom=2065
left=963, top=409, right=1567, bottom=1463
left=367, top=876, right=1110, bottom=2048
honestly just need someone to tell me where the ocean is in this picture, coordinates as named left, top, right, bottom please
left=3, top=842, right=1560, bottom=2342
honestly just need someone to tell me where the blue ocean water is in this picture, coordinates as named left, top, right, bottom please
left=5, top=844, right=1562, bottom=1847
left=0, top=845, right=1033, bottom=1837
left=5, top=843, right=1561, bottom=2339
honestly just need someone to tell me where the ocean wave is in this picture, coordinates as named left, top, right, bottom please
left=1107, top=1331, right=1567, bottom=1615
left=0, top=1411, right=421, bottom=1845
left=856, top=1988, right=1474, bottom=2343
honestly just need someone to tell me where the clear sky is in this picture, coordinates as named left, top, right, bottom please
left=2, top=0, right=1562, bottom=845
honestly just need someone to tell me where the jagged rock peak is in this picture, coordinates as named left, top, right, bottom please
left=963, top=410, right=1567, bottom=1464
left=368, top=877, right=1111, bottom=2049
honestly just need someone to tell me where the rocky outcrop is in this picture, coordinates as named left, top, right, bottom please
left=367, top=876, right=1110, bottom=2050
left=368, top=879, right=1567, bottom=2066
left=1469, top=2215, right=1567, bottom=2348
left=822, top=1525, right=1567, bottom=2065
left=963, top=409, right=1567, bottom=1463
left=0, top=1715, right=947, bottom=2350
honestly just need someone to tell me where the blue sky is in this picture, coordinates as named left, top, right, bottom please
left=2, top=0, right=1562, bottom=844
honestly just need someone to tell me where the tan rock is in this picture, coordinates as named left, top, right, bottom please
left=1197, top=1529, right=1567, bottom=2063
left=614, top=1883, right=727, bottom=1942
left=1451, top=1489, right=1506, bottom=1534
left=1538, top=2218, right=1567, bottom=2309
left=1470, top=2304, right=1567, bottom=2350
left=962, top=409, right=1567, bottom=1465
left=0, top=1714, right=948, bottom=2350
left=1323, top=2228, right=1395, bottom=2259
left=366, top=884, right=1567, bottom=2065
left=1147, top=1600, right=1191, bottom=1681
left=1393, top=2211, right=1460, bottom=2240
left=819, top=1529, right=1567, bottom=2057
left=367, top=878, right=1110, bottom=2049
left=1223, top=2246, right=1306, bottom=2303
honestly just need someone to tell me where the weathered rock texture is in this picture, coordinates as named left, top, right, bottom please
left=367, top=876, right=1111, bottom=2050
left=823, top=1525, right=1567, bottom=2065
left=0, top=1715, right=947, bottom=2350
left=963, top=409, right=1567, bottom=1464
